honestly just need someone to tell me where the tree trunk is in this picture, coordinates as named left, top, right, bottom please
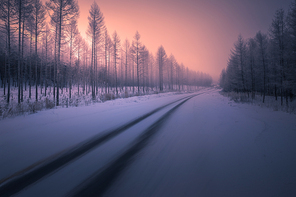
left=21, top=16, right=25, bottom=102
left=7, top=0, right=11, bottom=103
left=18, top=0, right=22, bottom=104
left=35, top=2, right=38, bottom=101
left=57, top=1, right=63, bottom=106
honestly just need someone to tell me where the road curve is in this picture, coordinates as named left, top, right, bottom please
left=0, top=92, right=202, bottom=197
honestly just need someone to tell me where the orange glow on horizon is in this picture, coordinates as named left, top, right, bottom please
left=77, top=0, right=228, bottom=81
left=43, top=0, right=292, bottom=82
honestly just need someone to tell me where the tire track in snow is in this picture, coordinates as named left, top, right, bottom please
left=0, top=93, right=203, bottom=197
left=67, top=95, right=198, bottom=197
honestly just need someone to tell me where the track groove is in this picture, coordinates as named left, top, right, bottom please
left=67, top=95, right=196, bottom=197
left=0, top=93, right=201, bottom=197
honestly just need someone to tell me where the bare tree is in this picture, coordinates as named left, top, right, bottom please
left=103, top=29, right=111, bottom=93
left=32, top=0, right=46, bottom=101
left=157, top=45, right=166, bottom=91
left=131, top=31, right=141, bottom=93
left=0, top=0, right=16, bottom=103
left=46, top=0, right=79, bottom=105
left=43, top=24, right=51, bottom=97
left=140, top=45, right=149, bottom=93
left=287, top=0, right=296, bottom=100
left=112, top=31, right=121, bottom=96
left=75, top=33, right=82, bottom=96
left=15, top=0, right=32, bottom=103
left=87, top=1, right=104, bottom=99
left=180, top=63, right=185, bottom=90
left=220, top=5, right=296, bottom=105
left=255, top=31, right=268, bottom=102
left=129, top=46, right=135, bottom=93
left=169, top=54, right=176, bottom=90
left=225, top=35, right=248, bottom=93
left=65, top=19, right=78, bottom=99
left=269, top=9, right=287, bottom=105
left=123, top=38, right=130, bottom=92
left=26, top=16, right=35, bottom=99
left=247, top=38, right=257, bottom=100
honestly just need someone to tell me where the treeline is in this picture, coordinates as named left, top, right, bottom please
left=0, top=0, right=212, bottom=106
left=220, top=1, right=296, bottom=106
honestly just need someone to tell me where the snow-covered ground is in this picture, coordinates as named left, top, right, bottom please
left=0, top=85, right=201, bottom=119
left=0, top=88, right=206, bottom=181
left=221, top=91, right=296, bottom=114
left=1, top=88, right=295, bottom=196
left=104, top=89, right=296, bottom=197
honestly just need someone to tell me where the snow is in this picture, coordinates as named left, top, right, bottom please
left=0, top=89, right=205, bottom=181
left=0, top=85, right=202, bottom=119
left=15, top=97, right=184, bottom=197
left=104, top=90, right=296, bottom=197
left=1, top=88, right=296, bottom=196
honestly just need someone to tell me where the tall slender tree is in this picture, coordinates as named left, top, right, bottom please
left=269, top=9, right=287, bottom=105
left=287, top=1, right=296, bottom=101
left=157, top=45, right=166, bottom=91
left=140, top=45, right=149, bottom=92
left=247, top=38, right=257, bottom=100
left=0, top=0, right=15, bottom=103
left=75, top=33, right=82, bottom=96
left=131, top=31, right=141, bottom=93
left=87, top=1, right=104, bottom=99
left=112, top=31, right=121, bottom=96
left=255, top=31, right=268, bottom=102
left=15, top=0, right=32, bottom=103
left=65, top=19, right=78, bottom=99
left=103, top=29, right=111, bottom=93
left=43, top=24, right=51, bottom=97
left=46, top=0, right=79, bottom=105
left=169, top=54, right=176, bottom=90
left=32, top=0, right=46, bottom=101
left=123, top=39, right=130, bottom=91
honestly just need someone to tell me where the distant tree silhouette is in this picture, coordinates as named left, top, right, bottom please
left=157, top=45, right=167, bottom=91
left=112, top=31, right=120, bottom=96
left=87, top=1, right=104, bottom=99
left=46, top=0, right=79, bottom=105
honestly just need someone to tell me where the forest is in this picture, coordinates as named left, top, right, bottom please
left=220, top=1, right=296, bottom=107
left=0, top=0, right=212, bottom=116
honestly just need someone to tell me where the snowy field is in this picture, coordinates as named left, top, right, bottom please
left=1, top=87, right=296, bottom=196
left=0, top=85, right=201, bottom=119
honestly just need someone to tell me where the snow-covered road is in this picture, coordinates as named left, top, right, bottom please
left=0, top=91, right=200, bottom=181
left=105, top=90, right=296, bottom=197
left=1, top=88, right=296, bottom=196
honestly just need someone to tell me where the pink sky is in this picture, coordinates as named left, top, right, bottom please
left=51, top=0, right=292, bottom=81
